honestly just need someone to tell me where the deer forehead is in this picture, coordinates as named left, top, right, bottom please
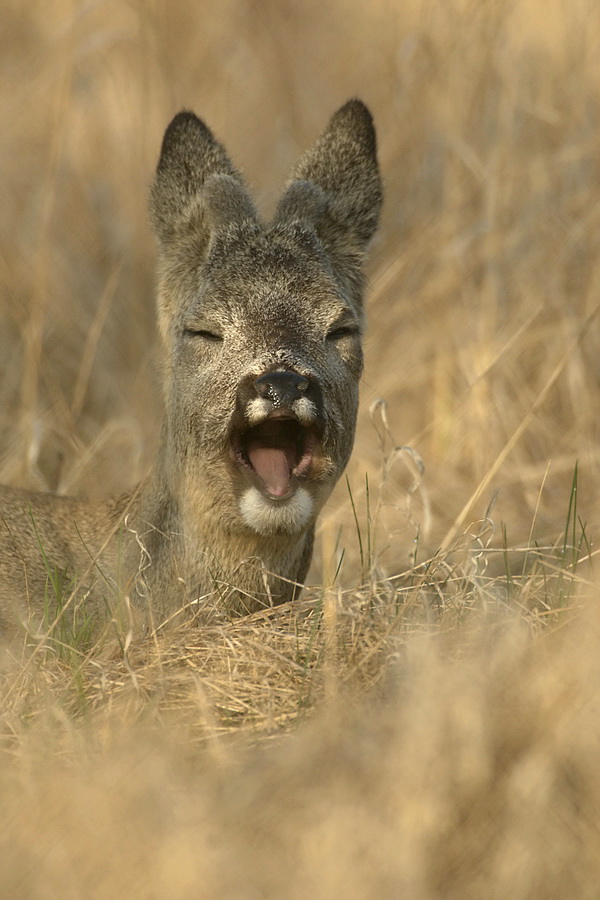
left=186, top=276, right=350, bottom=336
left=203, top=228, right=343, bottom=301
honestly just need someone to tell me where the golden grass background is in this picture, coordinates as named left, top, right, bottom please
left=1, top=0, right=600, bottom=896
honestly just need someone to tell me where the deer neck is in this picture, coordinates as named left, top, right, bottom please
left=136, top=430, right=312, bottom=617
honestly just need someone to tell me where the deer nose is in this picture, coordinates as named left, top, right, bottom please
left=254, top=371, right=309, bottom=407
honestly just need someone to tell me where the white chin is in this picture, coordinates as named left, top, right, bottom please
left=239, top=486, right=313, bottom=535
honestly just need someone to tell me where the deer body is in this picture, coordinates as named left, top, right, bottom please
left=0, top=100, right=382, bottom=633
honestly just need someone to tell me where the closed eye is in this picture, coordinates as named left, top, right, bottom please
left=326, top=325, right=358, bottom=341
left=184, top=328, right=223, bottom=342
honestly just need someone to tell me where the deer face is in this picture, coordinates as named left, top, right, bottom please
left=150, top=100, right=381, bottom=538
left=169, top=226, right=363, bottom=535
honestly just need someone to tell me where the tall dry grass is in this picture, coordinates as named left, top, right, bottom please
left=1, top=0, right=600, bottom=896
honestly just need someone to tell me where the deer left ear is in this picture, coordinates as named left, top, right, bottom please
left=273, top=100, right=382, bottom=304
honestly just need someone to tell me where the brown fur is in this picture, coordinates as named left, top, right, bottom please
left=0, top=100, right=382, bottom=635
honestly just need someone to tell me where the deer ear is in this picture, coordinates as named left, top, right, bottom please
left=150, top=112, right=258, bottom=343
left=274, top=100, right=382, bottom=302
left=150, top=111, right=253, bottom=246
left=202, top=173, right=257, bottom=233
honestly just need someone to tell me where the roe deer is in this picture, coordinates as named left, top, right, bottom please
left=0, top=99, right=382, bottom=635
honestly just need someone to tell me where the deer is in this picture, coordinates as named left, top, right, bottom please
left=0, top=99, right=382, bottom=638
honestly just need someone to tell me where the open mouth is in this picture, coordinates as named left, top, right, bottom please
left=232, top=415, right=317, bottom=499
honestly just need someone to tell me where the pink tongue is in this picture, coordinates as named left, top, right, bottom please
left=247, top=442, right=293, bottom=497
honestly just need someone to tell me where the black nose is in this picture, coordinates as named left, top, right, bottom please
left=254, top=371, right=309, bottom=407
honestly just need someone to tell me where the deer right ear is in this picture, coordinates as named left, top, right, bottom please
left=150, top=111, right=243, bottom=246
left=151, top=111, right=259, bottom=344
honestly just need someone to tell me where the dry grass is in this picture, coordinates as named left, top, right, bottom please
left=1, top=0, right=600, bottom=896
